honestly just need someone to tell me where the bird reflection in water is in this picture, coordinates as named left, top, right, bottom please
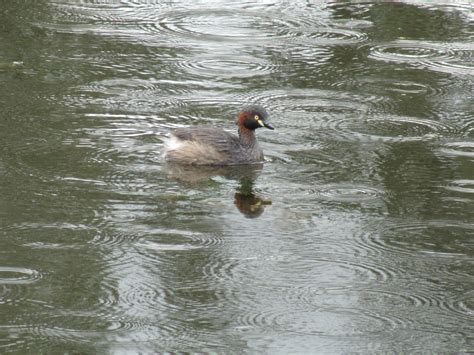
left=233, top=178, right=271, bottom=218
left=165, top=164, right=271, bottom=218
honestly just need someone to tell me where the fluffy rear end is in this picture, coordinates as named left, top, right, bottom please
left=164, top=135, right=228, bottom=165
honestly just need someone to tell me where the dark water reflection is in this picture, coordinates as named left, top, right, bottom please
left=0, top=0, right=473, bottom=353
left=166, top=164, right=271, bottom=218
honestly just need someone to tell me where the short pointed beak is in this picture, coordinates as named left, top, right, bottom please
left=263, top=121, right=274, bottom=130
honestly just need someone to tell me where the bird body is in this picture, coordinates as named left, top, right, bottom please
left=164, top=105, right=273, bottom=166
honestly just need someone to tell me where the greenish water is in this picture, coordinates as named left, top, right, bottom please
left=1, top=1, right=473, bottom=353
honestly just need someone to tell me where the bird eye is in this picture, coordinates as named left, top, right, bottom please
left=254, top=115, right=259, bottom=120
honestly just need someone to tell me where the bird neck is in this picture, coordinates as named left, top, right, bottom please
left=238, top=126, right=258, bottom=147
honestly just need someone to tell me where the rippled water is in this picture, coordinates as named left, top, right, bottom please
left=1, top=1, right=473, bottom=353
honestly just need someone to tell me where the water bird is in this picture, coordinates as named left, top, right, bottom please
left=164, top=105, right=274, bottom=165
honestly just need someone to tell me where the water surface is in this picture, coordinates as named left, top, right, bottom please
left=0, top=1, right=473, bottom=353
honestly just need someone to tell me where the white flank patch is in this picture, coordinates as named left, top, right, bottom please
left=162, top=134, right=183, bottom=157
left=165, top=135, right=184, bottom=150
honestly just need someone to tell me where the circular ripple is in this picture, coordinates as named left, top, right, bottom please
left=236, top=307, right=398, bottom=336
left=287, top=286, right=412, bottom=309
left=284, top=286, right=423, bottom=328
left=117, top=279, right=168, bottom=315
left=312, top=257, right=396, bottom=284
left=187, top=232, right=224, bottom=247
left=425, top=44, right=474, bottom=75
left=292, top=27, right=368, bottom=45
left=314, top=183, right=384, bottom=203
left=445, top=180, right=474, bottom=194
left=440, top=258, right=474, bottom=281
left=384, top=80, right=431, bottom=95
left=136, top=240, right=200, bottom=252
left=88, top=232, right=137, bottom=247
left=202, top=258, right=240, bottom=283
left=29, top=314, right=135, bottom=343
left=341, top=116, right=454, bottom=142
left=0, top=267, right=44, bottom=306
left=369, top=41, right=474, bottom=76
left=0, top=267, right=43, bottom=285
left=275, top=253, right=397, bottom=287
left=430, top=57, right=474, bottom=75
left=154, top=9, right=293, bottom=42
left=92, top=268, right=174, bottom=332
left=369, top=41, right=457, bottom=64
left=134, top=230, right=222, bottom=263
left=438, top=141, right=474, bottom=158
left=174, top=57, right=279, bottom=79
left=357, top=221, right=474, bottom=257
left=333, top=19, right=374, bottom=30
left=448, top=291, right=474, bottom=320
